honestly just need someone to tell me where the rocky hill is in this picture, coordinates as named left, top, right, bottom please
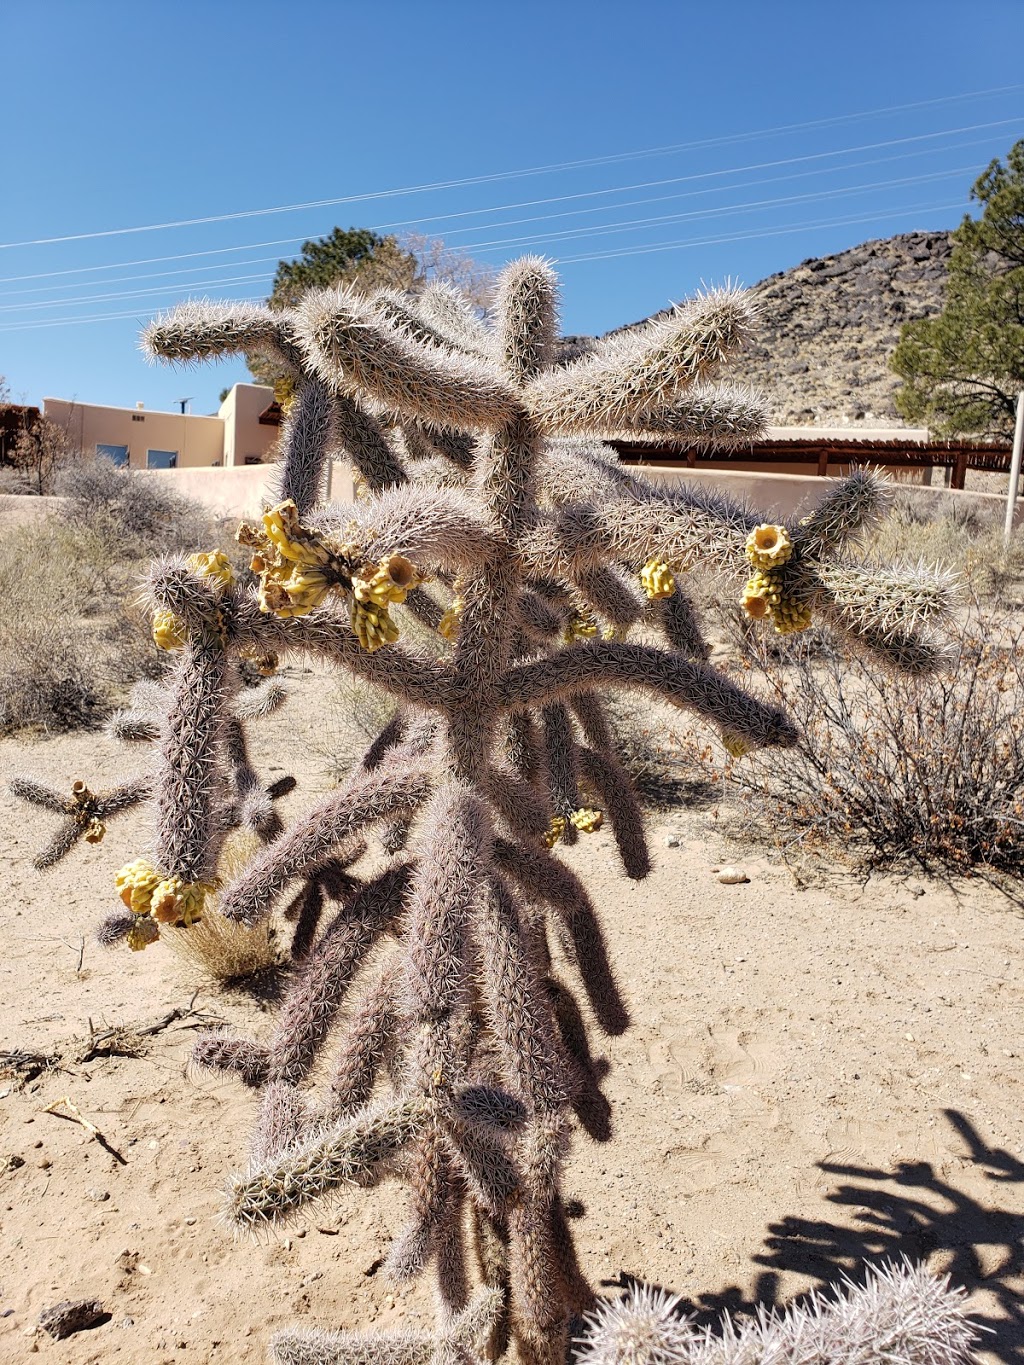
left=591, top=230, right=955, bottom=429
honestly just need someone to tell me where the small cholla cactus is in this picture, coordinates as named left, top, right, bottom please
left=11, top=258, right=959, bottom=1364
left=576, top=1260, right=976, bottom=1365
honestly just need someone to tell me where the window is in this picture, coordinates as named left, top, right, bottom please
left=132, top=413, right=145, bottom=422
left=146, top=449, right=178, bottom=469
left=244, top=455, right=263, bottom=465
left=96, top=443, right=129, bottom=467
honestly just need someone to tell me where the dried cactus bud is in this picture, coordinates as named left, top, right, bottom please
left=71, top=779, right=89, bottom=803
left=152, top=608, right=186, bottom=651
left=126, top=916, right=160, bottom=952
left=187, top=550, right=235, bottom=592
left=150, top=877, right=208, bottom=927
left=254, top=651, right=279, bottom=676
left=350, top=598, right=400, bottom=652
left=352, top=553, right=421, bottom=608
left=570, top=807, right=604, bottom=834
left=746, top=523, right=792, bottom=569
left=84, top=818, right=106, bottom=845
left=235, top=520, right=264, bottom=549
left=543, top=815, right=566, bottom=848
left=640, top=558, right=676, bottom=600
left=115, top=858, right=162, bottom=915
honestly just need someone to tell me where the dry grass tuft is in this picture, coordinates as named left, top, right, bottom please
left=162, top=832, right=281, bottom=985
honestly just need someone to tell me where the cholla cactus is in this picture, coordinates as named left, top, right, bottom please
left=12, top=258, right=958, bottom=1364
left=576, top=1260, right=976, bottom=1365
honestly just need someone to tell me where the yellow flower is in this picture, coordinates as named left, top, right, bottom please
left=570, top=807, right=604, bottom=834
left=352, top=554, right=421, bottom=609
left=116, top=858, right=161, bottom=916
left=187, top=550, right=235, bottom=591
left=350, top=598, right=400, bottom=652
left=542, top=816, right=566, bottom=849
left=127, top=917, right=160, bottom=952
left=150, top=877, right=208, bottom=927
left=640, top=558, right=676, bottom=600
left=152, top=608, right=186, bottom=651
left=565, top=611, right=598, bottom=642
left=745, top=524, right=792, bottom=569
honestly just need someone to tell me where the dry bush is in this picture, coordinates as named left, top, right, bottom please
left=673, top=611, right=1024, bottom=877
left=0, top=461, right=221, bottom=733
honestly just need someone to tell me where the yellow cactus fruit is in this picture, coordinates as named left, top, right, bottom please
left=542, top=816, right=566, bottom=849
left=187, top=550, right=235, bottom=592
left=84, top=817, right=106, bottom=845
left=150, top=877, right=207, bottom=927
left=115, top=858, right=161, bottom=916
left=351, top=598, right=400, bottom=653
left=437, top=596, right=465, bottom=642
left=740, top=582, right=772, bottom=620
left=261, top=501, right=329, bottom=567
left=570, top=807, right=604, bottom=834
left=258, top=565, right=331, bottom=618
left=772, top=598, right=814, bottom=635
left=721, top=732, right=752, bottom=759
left=565, top=611, right=598, bottom=643
left=352, top=553, right=421, bottom=608
left=745, top=523, right=792, bottom=569
left=152, top=608, right=186, bottom=651
left=640, top=558, right=676, bottom=600
left=127, top=917, right=160, bottom=952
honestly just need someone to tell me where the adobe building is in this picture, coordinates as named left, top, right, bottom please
left=43, top=384, right=280, bottom=470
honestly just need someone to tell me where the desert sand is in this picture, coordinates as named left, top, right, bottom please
left=2, top=669, right=1023, bottom=1364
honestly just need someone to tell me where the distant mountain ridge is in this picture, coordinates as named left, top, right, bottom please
left=583, top=230, right=955, bottom=429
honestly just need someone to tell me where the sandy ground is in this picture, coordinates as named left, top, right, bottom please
left=2, top=672, right=1023, bottom=1364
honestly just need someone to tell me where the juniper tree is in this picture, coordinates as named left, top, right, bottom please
left=13, top=259, right=958, bottom=1364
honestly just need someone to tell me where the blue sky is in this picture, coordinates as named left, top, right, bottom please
left=1, top=1, right=1021, bottom=415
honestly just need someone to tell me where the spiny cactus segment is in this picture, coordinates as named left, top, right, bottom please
left=11, top=258, right=959, bottom=1363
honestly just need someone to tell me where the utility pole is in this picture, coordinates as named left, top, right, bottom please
left=1003, top=391, right=1024, bottom=546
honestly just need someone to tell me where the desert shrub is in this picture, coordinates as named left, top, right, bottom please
left=0, top=463, right=221, bottom=733
left=675, top=611, right=1024, bottom=877
left=0, top=620, right=105, bottom=734
left=58, top=457, right=217, bottom=558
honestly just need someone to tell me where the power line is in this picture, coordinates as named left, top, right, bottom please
left=0, top=198, right=965, bottom=333
left=0, top=163, right=977, bottom=315
left=0, top=93, right=1018, bottom=251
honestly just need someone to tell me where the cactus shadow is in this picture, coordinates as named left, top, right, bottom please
left=608, top=1109, right=1024, bottom=1362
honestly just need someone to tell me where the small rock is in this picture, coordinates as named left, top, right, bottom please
left=184, top=1216, right=197, bottom=1226
left=664, top=834, right=681, bottom=848
left=4, top=1155, right=25, bottom=1172
left=38, top=1299, right=108, bottom=1340
left=716, top=867, right=750, bottom=885
left=87, top=1188, right=110, bottom=1202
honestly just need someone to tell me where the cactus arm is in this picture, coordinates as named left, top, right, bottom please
left=298, top=285, right=519, bottom=431
left=497, top=643, right=799, bottom=750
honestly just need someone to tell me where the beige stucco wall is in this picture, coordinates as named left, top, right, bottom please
left=44, top=398, right=224, bottom=470
left=139, top=460, right=355, bottom=519
left=217, top=383, right=278, bottom=468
